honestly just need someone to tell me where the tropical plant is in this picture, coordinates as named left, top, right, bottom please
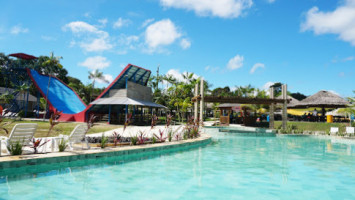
left=0, top=91, right=14, bottom=104
left=166, top=114, right=172, bottom=127
left=154, top=129, right=166, bottom=142
left=58, top=138, right=67, bottom=152
left=42, top=52, right=63, bottom=120
left=7, top=141, right=23, bottom=155
left=190, top=126, right=200, bottom=138
left=124, top=113, right=132, bottom=132
left=151, top=114, right=158, bottom=129
left=131, top=136, right=138, bottom=145
left=87, top=114, right=97, bottom=129
left=167, top=128, right=173, bottom=142
left=31, top=138, right=50, bottom=154
left=174, top=133, right=180, bottom=141
left=47, top=111, right=62, bottom=136
left=88, top=69, right=109, bottom=102
left=152, top=136, right=157, bottom=144
left=100, top=134, right=108, bottom=148
left=137, top=131, right=148, bottom=145
left=112, top=131, right=121, bottom=146
left=16, top=83, right=30, bottom=109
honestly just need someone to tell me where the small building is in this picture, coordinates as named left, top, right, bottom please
left=0, top=87, right=38, bottom=112
left=88, top=64, right=166, bottom=124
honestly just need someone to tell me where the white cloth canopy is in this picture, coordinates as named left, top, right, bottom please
left=90, top=97, right=166, bottom=108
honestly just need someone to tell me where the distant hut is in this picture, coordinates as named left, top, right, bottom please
left=288, top=90, right=349, bottom=116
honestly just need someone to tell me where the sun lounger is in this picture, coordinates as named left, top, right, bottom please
left=59, top=124, right=90, bottom=150
left=330, top=127, right=339, bottom=136
left=345, top=127, right=354, bottom=136
left=0, top=123, right=37, bottom=156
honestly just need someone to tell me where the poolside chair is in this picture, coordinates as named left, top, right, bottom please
left=0, top=123, right=37, bottom=156
left=330, top=127, right=339, bottom=136
left=59, top=124, right=90, bottom=150
left=345, top=127, right=354, bottom=137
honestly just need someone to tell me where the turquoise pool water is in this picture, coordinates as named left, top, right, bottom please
left=1, top=129, right=355, bottom=200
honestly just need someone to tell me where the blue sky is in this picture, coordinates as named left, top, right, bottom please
left=0, top=0, right=354, bottom=97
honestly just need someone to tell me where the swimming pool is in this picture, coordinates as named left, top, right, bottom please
left=1, top=128, right=354, bottom=199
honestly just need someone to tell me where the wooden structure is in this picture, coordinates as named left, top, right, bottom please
left=192, top=80, right=290, bottom=129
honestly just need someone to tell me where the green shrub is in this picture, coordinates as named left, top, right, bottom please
left=168, top=129, right=173, bottom=142
left=100, top=134, right=108, bottom=149
left=131, top=136, right=138, bottom=145
left=183, top=130, right=189, bottom=140
left=152, top=136, right=156, bottom=144
left=7, top=141, right=23, bottom=155
left=58, top=138, right=67, bottom=152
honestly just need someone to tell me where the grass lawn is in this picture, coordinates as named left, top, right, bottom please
left=274, top=121, right=350, bottom=132
left=0, top=119, right=122, bottom=137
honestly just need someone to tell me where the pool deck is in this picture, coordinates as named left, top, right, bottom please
left=0, top=134, right=211, bottom=170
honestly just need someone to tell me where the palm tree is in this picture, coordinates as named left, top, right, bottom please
left=16, top=83, right=30, bottom=109
left=42, top=52, right=63, bottom=120
left=88, top=69, right=109, bottom=102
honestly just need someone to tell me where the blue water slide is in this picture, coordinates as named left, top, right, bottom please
left=29, top=69, right=86, bottom=114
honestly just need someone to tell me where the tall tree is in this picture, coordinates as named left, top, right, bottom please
left=41, top=52, right=63, bottom=119
left=88, top=69, right=108, bottom=102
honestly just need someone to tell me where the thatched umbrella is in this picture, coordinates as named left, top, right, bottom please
left=288, top=90, right=349, bottom=116
left=276, top=95, right=300, bottom=108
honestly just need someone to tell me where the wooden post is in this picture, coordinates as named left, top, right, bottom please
left=199, top=78, right=204, bottom=126
left=108, top=105, right=112, bottom=124
left=194, top=83, right=198, bottom=123
left=269, top=87, right=274, bottom=129
left=282, top=84, right=287, bottom=130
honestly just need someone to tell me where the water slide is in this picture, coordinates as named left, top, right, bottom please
left=26, top=64, right=151, bottom=122
left=27, top=69, right=87, bottom=121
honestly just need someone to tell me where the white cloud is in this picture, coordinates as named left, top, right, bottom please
left=261, top=81, right=275, bottom=95
left=63, top=21, right=104, bottom=35
left=331, top=55, right=354, bottom=63
left=145, top=19, right=182, bottom=49
left=97, top=74, right=113, bottom=84
left=41, top=35, right=56, bottom=41
left=80, top=38, right=113, bottom=52
left=113, top=17, right=131, bottom=29
left=63, top=21, right=113, bottom=52
left=160, top=0, right=253, bottom=18
left=118, top=35, right=139, bottom=46
left=343, top=56, right=354, bottom=61
left=10, top=25, right=29, bottom=35
left=267, top=0, right=275, bottom=3
left=78, top=56, right=111, bottom=70
left=227, top=54, right=244, bottom=70
left=166, top=69, right=199, bottom=83
left=205, top=65, right=220, bottom=73
left=250, top=63, right=265, bottom=74
left=180, top=38, right=191, bottom=49
left=301, top=1, right=355, bottom=45
left=141, top=18, right=155, bottom=28
left=98, top=18, right=108, bottom=27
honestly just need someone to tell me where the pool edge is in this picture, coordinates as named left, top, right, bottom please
left=0, top=135, right=212, bottom=170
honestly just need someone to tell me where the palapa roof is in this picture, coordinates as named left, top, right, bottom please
left=276, top=95, right=300, bottom=107
left=288, top=90, right=349, bottom=108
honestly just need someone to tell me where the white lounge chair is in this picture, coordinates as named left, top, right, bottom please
left=330, top=127, right=339, bottom=136
left=0, top=123, right=38, bottom=156
left=345, top=127, right=354, bottom=137
left=59, top=124, right=90, bottom=150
